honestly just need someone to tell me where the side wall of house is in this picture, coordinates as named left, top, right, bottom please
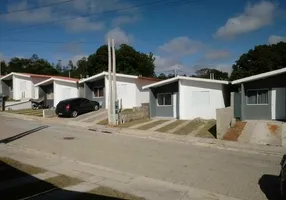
left=105, top=76, right=137, bottom=109
left=13, top=75, right=33, bottom=100
left=180, top=80, right=225, bottom=120
left=135, top=79, right=157, bottom=107
left=31, top=77, right=50, bottom=99
left=54, top=81, right=79, bottom=107
left=84, top=78, right=105, bottom=108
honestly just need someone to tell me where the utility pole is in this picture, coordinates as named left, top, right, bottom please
left=0, top=60, right=1, bottom=77
left=108, top=38, right=112, bottom=124
left=111, top=38, right=117, bottom=125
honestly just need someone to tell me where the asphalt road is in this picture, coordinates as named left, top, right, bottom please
left=0, top=115, right=283, bottom=200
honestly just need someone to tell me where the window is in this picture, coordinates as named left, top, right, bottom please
left=246, top=89, right=268, bottom=105
left=157, top=93, right=172, bottom=106
left=93, top=87, right=104, bottom=97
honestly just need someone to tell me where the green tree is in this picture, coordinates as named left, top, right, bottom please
left=194, top=68, right=229, bottom=80
left=86, top=44, right=156, bottom=77
left=157, top=73, right=167, bottom=79
left=76, top=57, right=88, bottom=78
left=55, top=60, right=62, bottom=73
left=0, top=61, right=8, bottom=75
left=7, top=54, right=58, bottom=75
left=230, top=42, right=286, bottom=80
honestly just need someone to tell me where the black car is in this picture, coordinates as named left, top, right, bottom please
left=55, top=97, right=100, bottom=118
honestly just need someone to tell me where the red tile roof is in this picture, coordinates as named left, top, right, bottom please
left=19, top=73, right=79, bottom=82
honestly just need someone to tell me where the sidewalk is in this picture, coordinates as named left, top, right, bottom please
left=0, top=144, right=242, bottom=200
left=1, top=111, right=285, bottom=157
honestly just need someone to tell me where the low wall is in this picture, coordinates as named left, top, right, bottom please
left=216, top=107, right=235, bottom=139
left=43, top=109, right=56, bottom=118
left=119, top=103, right=149, bottom=124
left=282, top=123, right=286, bottom=147
left=5, top=100, right=31, bottom=110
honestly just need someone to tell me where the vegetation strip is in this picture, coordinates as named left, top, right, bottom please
left=118, top=118, right=150, bottom=128
left=137, top=120, right=168, bottom=130
left=173, top=120, right=205, bottom=135
left=156, top=120, right=186, bottom=132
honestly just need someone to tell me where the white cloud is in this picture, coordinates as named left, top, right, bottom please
left=154, top=55, right=182, bottom=72
left=158, top=37, right=203, bottom=58
left=104, top=27, right=134, bottom=45
left=1, top=0, right=139, bottom=32
left=203, top=50, right=231, bottom=61
left=268, top=35, right=286, bottom=44
left=214, top=1, right=277, bottom=39
left=71, top=54, right=88, bottom=65
left=0, top=52, right=11, bottom=63
left=111, top=15, right=140, bottom=26
left=65, top=18, right=105, bottom=32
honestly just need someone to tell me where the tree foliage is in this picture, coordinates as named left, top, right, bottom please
left=194, top=68, right=229, bottom=80
left=1, top=44, right=156, bottom=79
left=230, top=42, right=286, bottom=80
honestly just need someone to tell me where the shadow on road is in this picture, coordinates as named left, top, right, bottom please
left=0, top=160, right=125, bottom=200
left=0, top=125, right=49, bottom=144
left=258, top=174, right=282, bottom=200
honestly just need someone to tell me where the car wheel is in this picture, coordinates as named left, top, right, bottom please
left=71, top=110, right=78, bottom=118
left=94, top=105, right=99, bottom=111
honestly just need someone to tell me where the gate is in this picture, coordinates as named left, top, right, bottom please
left=234, top=92, right=241, bottom=119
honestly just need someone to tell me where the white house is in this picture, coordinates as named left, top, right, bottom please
left=142, top=76, right=230, bottom=120
left=0, top=72, right=51, bottom=100
left=79, top=72, right=159, bottom=109
left=34, top=76, right=80, bottom=108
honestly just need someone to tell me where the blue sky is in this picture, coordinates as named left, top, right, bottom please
left=0, top=0, right=286, bottom=75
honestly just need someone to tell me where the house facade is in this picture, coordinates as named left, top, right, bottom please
left=143, top=76, right=230, bottom=120
left=0, top=72, right=51, bottom=100
left=232, top=68, right=286, bottom=120
left=34, top=76, right=80, bottom=108
left=79, top=72, right=159, bottom=109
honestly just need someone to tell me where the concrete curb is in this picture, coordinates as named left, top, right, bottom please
left=1, top=112, right=285, bottom=157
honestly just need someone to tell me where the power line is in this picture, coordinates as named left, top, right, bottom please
left=1, top=0, right=201, bottom=33
left=0, top=0, right=79, bottom=15
left=0, top=39, right=100, bottom=44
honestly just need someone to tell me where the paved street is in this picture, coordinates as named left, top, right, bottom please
left=0, top=115, right=283, bottom=200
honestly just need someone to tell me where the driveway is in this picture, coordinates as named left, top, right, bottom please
left=59, top=109, right=107, bottom=125
left=238, top=120, right=284, bottom=146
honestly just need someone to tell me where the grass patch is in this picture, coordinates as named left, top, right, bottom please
left=86, top=186, right=146, bottom=200
left=137, top=120, right=168, bottom=130
left=118, top=118, right=150, bottom=128
left=45, top=174, right=81, bottom=188
left=173, top=120, right=205, bottom=135
left=196, top=120, right=217, bottom=138
left=6, top=109, right=43, bottom=117
left=156, top=120, right=186, bottom=132
left=0, top=157, right=45, bottom=180
left=97, top=119, right=108, bottom=125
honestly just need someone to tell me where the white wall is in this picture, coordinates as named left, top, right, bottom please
left=135, top=79, right=157, bottom=107
left=105, top=76, right=137, bottom=109
left=13, top=75, right=34, bottom=100
left=179, top=79, right=226, bottom=120
left=54, top=81, right=79, bottom=107
left=31, top=77, right=49, bottom=99
left=272, top=88, right=286, bottom=120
